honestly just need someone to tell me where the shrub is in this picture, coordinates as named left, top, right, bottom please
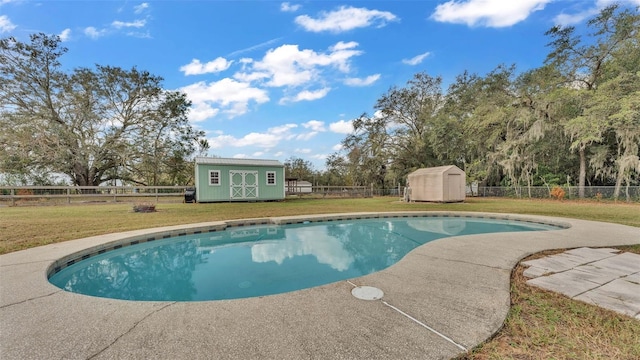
left=16, top=189, right=34, bottom=196
left=550, top=186, right=565, bottom=200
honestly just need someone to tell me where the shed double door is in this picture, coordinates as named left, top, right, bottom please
left=230, top=170, right=258, bottom=199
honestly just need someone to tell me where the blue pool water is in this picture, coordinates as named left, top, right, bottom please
left=49, top=217, right=559, bottom=301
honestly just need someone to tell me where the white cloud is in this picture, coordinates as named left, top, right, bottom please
left=553, top=10, right=597, bottom=26
left=180, top=78, right=269, bottom=120
left=344, top=74, right=380, bottom=86
left=295, top=148, right=312, bottom=154
left=208, top=124, right=298, bottom=149
left=327, top=41, right=362, bottom=72
left=84, top=26, right=107, bottom=39
left=553, top=0, right=640, bottom=26
left=302, top=120, right=326, bottom=132
left=249, top=42, right=363, bottom=88
left=126, top=30, right=151, bottom=39
left=329, top=120, right=353, bottom=134
left=402, top=52, right=431, bottom=65
left=0, top=15, right=16, bottom=33
left=181, top=79, right=263, bottom=105
left=83, top=11, right=150, bottom=39
left=270, top=123, right=298, bottom=135
left=280, top=2, right=301, bottom=12
left=180, top=57, right=233, bottom=75
left=372, top=110, right=384, bottom=119
left=252, top=151, right=265, bottom=156
left=432, top=0, right=551, bottom=27
left=182, top=41, right=366, bottom=120
left=232, top=154, right=249, bottom=159
left=233, top=71, right=270, bottom=83
left=274, top=151, right=284, bottom=157
left=189, top=102, right=220, bottom=122
left=295, top=6, right=398, bottom=33
left=58, top=28, right=71, bottom=42
left=332, top=143, right=344, bottom=151
left=597, top=0, right=640, bottom=6
left=134, top=2, right=150, bottom=14
left=295, top=132, right=318, bottom=141
left=280, top=87, right=331, bottom=104
left=112, top=19, right=146, bottom=29
left=254, top=45, right=315, bottom=87
left=294, top=120, right=325, bottom=141
left=330, top=41, right=358, bottom=52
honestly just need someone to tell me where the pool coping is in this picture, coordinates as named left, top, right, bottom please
left=1, top=211, right=639, bottom=359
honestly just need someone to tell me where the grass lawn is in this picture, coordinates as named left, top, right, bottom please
left=1, top=196, right=639, bottom=358
left=457, top=244, right=640, bottom=360
left=2, top=197, right=639, bottom=254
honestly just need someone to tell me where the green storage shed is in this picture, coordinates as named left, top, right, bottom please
left=194, top=157, right=285, bottom=202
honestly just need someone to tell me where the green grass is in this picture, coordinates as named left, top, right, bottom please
left=457, top=245, right=640, bottom=360
left=1, top=197, right=638, bottom=254
left=1, top=196, right=639, bottom=359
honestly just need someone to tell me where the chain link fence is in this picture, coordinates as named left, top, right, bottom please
left=473, top=186, right=640, bottom=202
left=372, top=185, right=639, bottom=202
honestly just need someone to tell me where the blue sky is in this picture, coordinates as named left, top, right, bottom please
left=2, top=0, right=638, bottom=170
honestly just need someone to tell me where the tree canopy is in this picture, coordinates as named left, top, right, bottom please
left=325, top=5, right=639, bottom=199
left=0, top=33, right=206, bottom=186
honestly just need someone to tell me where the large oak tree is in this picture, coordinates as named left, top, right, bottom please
left=0, top=33, right=204, bottom=186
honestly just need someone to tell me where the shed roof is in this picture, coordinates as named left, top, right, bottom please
left=408, top=165, right=462, bottom=176
left=195, top=157, right=284, bottom=167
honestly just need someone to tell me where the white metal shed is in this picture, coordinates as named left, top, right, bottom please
left=407, top=165, right=466, bottom=202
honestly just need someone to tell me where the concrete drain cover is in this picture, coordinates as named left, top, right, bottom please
left=351, top=286, right=384, bottom=300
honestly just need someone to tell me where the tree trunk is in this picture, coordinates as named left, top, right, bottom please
left=578, top=148, right=586, bottom=199
left=613, top=165, right=624, bottom=201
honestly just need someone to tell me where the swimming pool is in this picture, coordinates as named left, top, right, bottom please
left=48, top=216, right=561, bottom=301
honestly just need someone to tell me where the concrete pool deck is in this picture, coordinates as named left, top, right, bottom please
left=1, top=211, right=639, bottom=360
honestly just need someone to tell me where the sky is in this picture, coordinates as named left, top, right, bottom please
left=1, top=0, right=639, bottom=170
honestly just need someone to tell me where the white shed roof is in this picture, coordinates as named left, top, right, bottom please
left=195, top=157, right=283, bottom=167
left=408, top=165, right=462, bottom=176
